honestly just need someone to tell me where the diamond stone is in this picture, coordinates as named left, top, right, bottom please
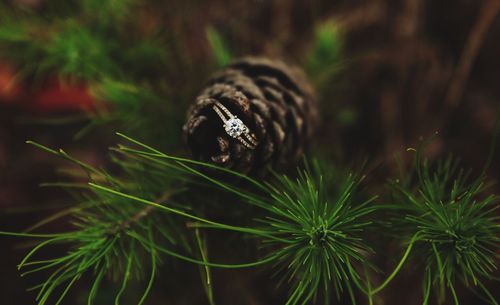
left=224, top=118, right=247, bottom=138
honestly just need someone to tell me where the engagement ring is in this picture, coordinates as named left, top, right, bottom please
left=212, top=102, right=258, bottom=149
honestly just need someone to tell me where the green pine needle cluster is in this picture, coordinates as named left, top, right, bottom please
left=260, top=164, right=376, bottom=305
left=0, top=139, right=194, bottom=305
left=0, top=2, right=498, bottom=304
left=106, top=135, right=378, bottom=305
left=12, top=214, right=159, bottom=305
left=0, top=134, right=379, bottom=305
left=0, top=133, right=499, bottom=305
left=390, top=150, right=500, bottom=305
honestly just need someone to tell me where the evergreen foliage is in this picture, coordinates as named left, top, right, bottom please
left=388, top=147, right=500, bottom=305
left=0, top=1, right=498, bottom=305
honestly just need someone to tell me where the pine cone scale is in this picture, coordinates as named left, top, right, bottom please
left=184, top=57, right=317, bottom=174
left=230, top=60, right=305, bottom=96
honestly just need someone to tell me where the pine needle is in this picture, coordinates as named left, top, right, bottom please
left=389, top=148, right=500, bottom=305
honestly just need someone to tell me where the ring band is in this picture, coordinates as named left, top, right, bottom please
left=212, top=102, right=258, bottom=149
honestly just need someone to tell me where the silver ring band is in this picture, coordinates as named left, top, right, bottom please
left=212, top=102, right=258, bottom=149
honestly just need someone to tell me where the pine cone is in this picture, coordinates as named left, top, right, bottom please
left=183, top=57, right=318, bottom=174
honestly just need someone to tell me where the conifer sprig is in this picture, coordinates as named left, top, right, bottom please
left=114, top=134, right=377, bottom=305
left=0, top=141, right=195, bottom=305
left=0, top=137, right=285, bottom=305
left=260, top=163, right=377, bottom=305
left=3, top=134, right=497, bottom=305
left=389, top=148, right=500, bottom=305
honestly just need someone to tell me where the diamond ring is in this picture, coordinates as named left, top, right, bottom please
left=212, top=102, right=258, bottom=149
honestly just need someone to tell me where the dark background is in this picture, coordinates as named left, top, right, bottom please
left=1, top=0, right=499, bottom=304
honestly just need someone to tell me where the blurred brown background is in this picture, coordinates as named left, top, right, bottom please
left=1, top=0, right=499, bottom=304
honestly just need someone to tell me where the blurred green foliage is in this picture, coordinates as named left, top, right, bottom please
left=0, top=2, right=497, bottom=305
left=206, top=26, right=232, bottom=67
left=0, top=0, right=182, bottom=148
left=306, top=21, right=343, bottom=91
left=43, top=22, right=118, bottom=79
left=82, top=0, right=136, bottom=27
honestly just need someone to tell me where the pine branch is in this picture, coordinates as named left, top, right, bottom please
left=107, top=198, right=159, bottom=236
left=4, top=133, right=497, bottom=305
left=0, top=141, right=195, bottom=305
left=114, top=134, right=378, bottom=305
left=1, top=136, right=283, bottom=305
left=387, top=144, right=500, bottom=305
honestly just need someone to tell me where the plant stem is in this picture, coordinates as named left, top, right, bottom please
left=0, top=231, right=74, bottom=238
left=195, top=229, right=216, bottom=305
left=89, top=183, right=287, bottom=243
left=137, top=230, right=156, bottom=305
left=364, top=266, right=374, bottom=305
left=109, top=205, right=155, bottom=235
left=127, top=230, right=277, bottom=268
left=370, top=233, right=420, bottom=295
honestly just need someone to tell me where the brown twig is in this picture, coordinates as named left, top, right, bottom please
left=445, top=0, right=500, bottom=107
left=109, top=191, right=172, bottom=235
